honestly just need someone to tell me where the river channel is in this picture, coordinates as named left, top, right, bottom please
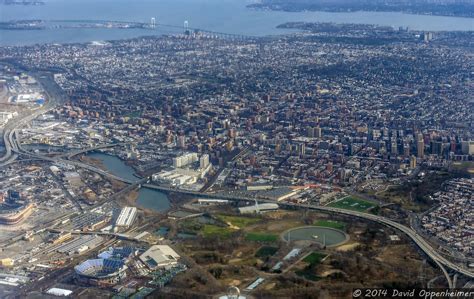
left=87, top=152, right=170, bottom=212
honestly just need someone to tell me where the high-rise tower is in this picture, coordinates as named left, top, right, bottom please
left=417, top=140, right=424, bottom=158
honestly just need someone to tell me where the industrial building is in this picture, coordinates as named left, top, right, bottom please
left=115, top=206, right=137, bottom=230
left=153, top=170, right=197, bottom=186
left=246, top=184, right=273, bottom=191
left=56, top=235, right=104, bottom=255
left=50, top=232, right=73, bottom=245
left=46, top=288, right=73, bottom=297
left=257, top=187, right=301, bottom=201
left=0, top=111, right=16, bottom=125
left=239, top=203, right=279, bottom=214
left=197, top=198, right=229, bottom=205
left=71, top=212, right=111, bottom=231
left=0, top=258, right=14, bottom=267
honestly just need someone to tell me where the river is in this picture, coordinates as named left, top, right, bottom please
left=1, top=0, right=473, bottom=46
left=87, top=152, right=171, bottom=213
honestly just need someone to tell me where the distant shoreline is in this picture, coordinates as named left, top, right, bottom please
left=247, top=2, right=474, bottom=19
left=1, top=1, right=45, bottom=6
left=2, top=0, right=473, bottom=46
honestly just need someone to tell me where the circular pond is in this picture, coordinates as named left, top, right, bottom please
left=282, top=226, right=349, bottom=247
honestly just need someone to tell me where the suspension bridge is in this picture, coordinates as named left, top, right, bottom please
left=49, top=19, right=255, bottom=40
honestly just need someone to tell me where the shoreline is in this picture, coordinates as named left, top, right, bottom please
left=247, top=3, right=474, bottom=19
left=1, top=9, right=473, bottom=46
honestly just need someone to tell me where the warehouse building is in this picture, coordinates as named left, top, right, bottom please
left=115, top=207, right=137, bottom=230
left=56, top=235, right=104, bottom=255
left=239, top=203, right=279, bottom=214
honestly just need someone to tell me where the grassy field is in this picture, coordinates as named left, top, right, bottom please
left=217, top=214, right=260, bottom=228
left=295, top=270, right=320, bottom=281
left=313, top=220, right=346, bottom=231
left=328, top=196, right=377, bottom=212
left=295, top=251, right=327, bottom=281
left=303, top=252, right=327, bottom=265
left=201, top=224, right=235, bottom=238
left=255, top=246, right=278, bottom=258
left=245, top=232, right=278, bottom=242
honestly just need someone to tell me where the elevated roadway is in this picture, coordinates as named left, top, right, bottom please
left=58, top=143, right=125, bottom=159
left=11, top=119, right=472, bottom=283
left=2, top=68, right=470, bottom=285
left=0, top=71, right=65, bottom=167
left=142, top=184, right=473, bottom=282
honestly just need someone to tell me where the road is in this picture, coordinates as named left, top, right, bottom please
left=11, top=121, right=472, bottom=284
left=23, top=144, right=473, bottom=282
left=0, top=71, right=66, bottom=167
left=2, top=69, right=471, bottom=284
left=134, top=182, right=474, bottom=280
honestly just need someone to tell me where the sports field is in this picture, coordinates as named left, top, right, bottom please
left=328, top=196, right=377, bottom=212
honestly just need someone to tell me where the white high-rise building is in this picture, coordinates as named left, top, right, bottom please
left=200, top=154, right=209, bottom=169
left=173, top=153, right=198, bottom=168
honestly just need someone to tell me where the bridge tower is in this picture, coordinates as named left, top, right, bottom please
left=184, top=20, right=190, bottom=35
left=150, top=17, right=156, bottom=29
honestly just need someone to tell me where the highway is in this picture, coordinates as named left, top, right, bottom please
left=142, top=183, right=474, bottom=281
left=0, top=71, right=65, bottom=167
left=2, top=69, right=471, bottom=284
left=10, top=118, right=473, bottom=283
left=19, top=141, right=474, bottom=282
